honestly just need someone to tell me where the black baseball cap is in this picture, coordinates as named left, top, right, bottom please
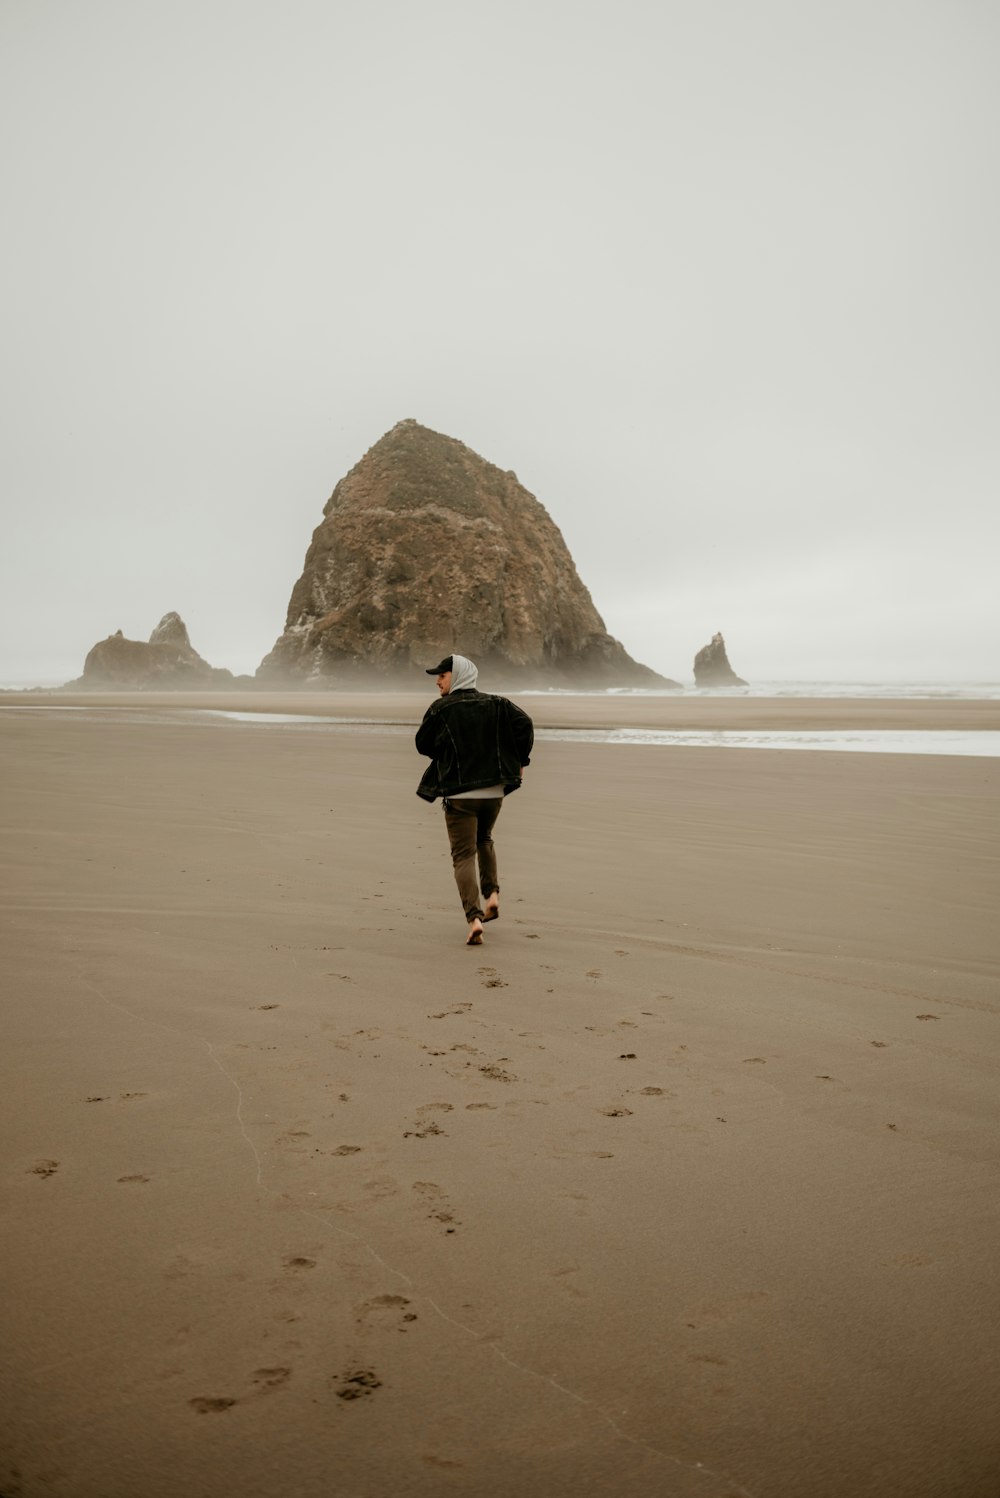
left=425, top=656, right=453, bottom=675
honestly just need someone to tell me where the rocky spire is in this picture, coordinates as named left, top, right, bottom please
left=258, top=420, right=674, bottom=687
left=148, top=611, right=192, bottom=650
left=693, top=632, right=747, bottom=688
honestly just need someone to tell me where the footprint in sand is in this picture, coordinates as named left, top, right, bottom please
left=404, top=1103, right=452, bottom=1140
left=189, top=1397, right=237, bottom=1414
left=361, top=1178, right=399, bottom=1204
left=599, top=1107, right=633, bottom=1118
left=117, top=1174, right=150, bottom=1184
left=885, top=1252, right=935, bottom=1269
left=336, top=1177, right=400, bottom=1212
left=479, top=1063, right=516, bottom=1083
left=357, top=1294, right=419, bottom=1329
left=551, top=1264, right=589, bottom=1299
left=251, top=1367, right=291, bottom=1391
left=684, top=1290, right=771, bottom=1329
left=412, top=1181, right=460, bottom=1234
left=637, top=1086, right=666, bottom=1096
left=430, top=1003, right=473, bottom=1019
left=283, top=1257, right=316, bottom=1272
left=28, top=1160, right=59, bottom=1178
left=334, top=1369, right=381, bottom=1401
left=329, top=1145, right=363, bottom=1156
left=413, top=1180, right=444, bottom=1199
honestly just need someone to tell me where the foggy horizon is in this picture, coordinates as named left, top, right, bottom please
left=2, top=1, right=998, bottom=688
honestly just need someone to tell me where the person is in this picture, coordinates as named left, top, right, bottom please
left=415, top=654, right=534, bottom=946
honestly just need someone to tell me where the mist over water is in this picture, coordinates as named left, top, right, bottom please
left=545, top=682, right=1000, bottom=701
left=3, top=676, right=1000, bottom=701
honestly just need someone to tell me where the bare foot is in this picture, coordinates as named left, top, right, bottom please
left=483, top=895, right=499, bottom=923
left=466, top=920, right=484, bottom=946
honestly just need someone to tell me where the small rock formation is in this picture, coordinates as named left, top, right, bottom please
left=148, top=612, right=194, bottom=650
left=259, top=420, right=676, bottom=687
left=69, top=613, right=237, bottom=689
left=693, top=632, right=747, bottom=688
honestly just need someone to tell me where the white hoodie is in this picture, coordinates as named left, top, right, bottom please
left=448, top=654, right=479, bottom=692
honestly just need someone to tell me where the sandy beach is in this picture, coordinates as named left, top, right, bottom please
left=2, top=695, right=999, bottom=1497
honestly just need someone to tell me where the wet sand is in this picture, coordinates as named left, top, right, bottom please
left=1, top=704, right=999, bottom=1497
left=4, top=686, right=999, bottom=731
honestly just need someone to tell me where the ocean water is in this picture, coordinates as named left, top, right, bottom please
left=194, top=712, right=1000, bottom=757
left=523, top=681, right=1000, bottom=701
left=2, top=678, right=999, bottom=700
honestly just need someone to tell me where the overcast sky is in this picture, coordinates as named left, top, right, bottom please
left=2, top=0, right=998, bottom=685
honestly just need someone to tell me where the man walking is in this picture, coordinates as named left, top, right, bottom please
left=415, top=654, right=534, bottom=945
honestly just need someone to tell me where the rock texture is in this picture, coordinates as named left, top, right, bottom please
left=70, top=613, right=237, bottom=689
left=259, top=420, right=674, bottom=687
left=693, top=632, right=747, bottom=688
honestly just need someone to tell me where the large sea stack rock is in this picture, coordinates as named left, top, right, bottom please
left=258, top=420, right=674, bottom=687
left=693, top=632, right=747, bottom=688
left=70, top=613, right=236, bottom=689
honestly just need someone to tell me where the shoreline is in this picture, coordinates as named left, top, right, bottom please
left=3, top=688, right=999, bottom=732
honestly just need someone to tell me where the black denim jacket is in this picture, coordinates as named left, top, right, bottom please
left=415, top=689, right=534, bottom=802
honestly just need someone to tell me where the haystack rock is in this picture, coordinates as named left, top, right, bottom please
left=693, top=632, right=747, bottom=688
left=70, top=613, right=237, bottom=689
left=259, top=420, right=675, bottom=687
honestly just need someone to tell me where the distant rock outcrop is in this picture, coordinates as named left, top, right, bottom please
left=259, top=420, right=676, bottom=687
left=69, top=613, right=238, bottom=689
left=148, top=612, right=194, bottom=651
left=693, top=632, right=747, bottom=688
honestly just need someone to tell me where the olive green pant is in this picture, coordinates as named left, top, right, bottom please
left=443, top=797, right=503, bottom=921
